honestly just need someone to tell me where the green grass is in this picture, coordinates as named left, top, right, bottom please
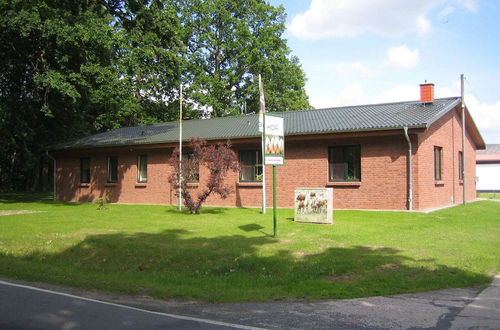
left=0, top=192, right=499, bottom=302
left=478, top=192, right=500, bottom=199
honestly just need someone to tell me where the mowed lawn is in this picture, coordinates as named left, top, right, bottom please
left=0, top=193, right=498, bottom=302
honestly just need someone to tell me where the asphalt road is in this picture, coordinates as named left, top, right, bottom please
left=1, top=277, right=498, bottom=329
left=0, top=280, right=259, bottom=330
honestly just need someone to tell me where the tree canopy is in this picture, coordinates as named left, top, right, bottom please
left=0, top=0, right=310, bottom=190
left=177, top=0, right=310, bottom=116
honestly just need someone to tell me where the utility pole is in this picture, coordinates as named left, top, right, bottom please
left=461, top=74, right=466, bottom=205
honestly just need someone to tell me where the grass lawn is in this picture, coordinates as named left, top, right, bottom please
left=478, top=192, right=500, bottom=199
left=0, top=192, right=498, bottom=302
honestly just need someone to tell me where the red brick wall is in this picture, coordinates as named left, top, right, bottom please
left=55, top=108, right=479, bottom=211
left=56, top=149, right=174, bottom=204
left=55, top=134, right=410, bottom=210
left=413, top=106, right=477, bottom=210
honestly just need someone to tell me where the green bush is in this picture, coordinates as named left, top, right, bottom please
left=94, top=196, right=109, bottom=210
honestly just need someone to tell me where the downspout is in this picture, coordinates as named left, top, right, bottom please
left=403, top=127, right=413, bottom=211
left=46, top=151, right=56, bottom=202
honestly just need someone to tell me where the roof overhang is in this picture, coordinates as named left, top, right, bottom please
left=477, top=153, right=500, bottom=163
left=464, top=105, right=486, bottom=149
left=50, top=127, right=425, bottom=155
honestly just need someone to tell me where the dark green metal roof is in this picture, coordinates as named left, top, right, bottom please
left=52, top=97, right=462, bottom=150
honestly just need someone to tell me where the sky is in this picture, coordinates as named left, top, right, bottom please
left=268, top=0, right=500, bottom=144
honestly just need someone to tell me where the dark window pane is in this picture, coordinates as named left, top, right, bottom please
left=80, top=158, right=90, bottom=183
left=183, top=153, right=199, bottom=183
left=240, top=166, right=254, bottom=182
left=137, top=155, right=147, bottom=183
left=239, top=150, right=262, bottom=182
left=328, top=146, right=360, bottom=181
left=434, top=147, right=442, bottom=180
left=459, top=151, right=464, bottom=180
left=107, top=156, right=118, bottom=183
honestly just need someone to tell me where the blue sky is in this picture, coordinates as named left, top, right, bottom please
left=268, top=0, right=500, bottom=143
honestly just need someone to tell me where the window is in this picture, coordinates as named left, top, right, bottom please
left=458, top=151, right=464, bottom=180
left=328, top=145, right=361, bottom=181
left=183, top=153, right=199, bottom=183
left=434, top=146, right=442, bottom=181
left=137, top=155, right=147, bottom=183
left=80, top=158, right=90, bottom=183
left=239, top=150, right=263, bottom=182
left=107, top=156, right=118, bottom=183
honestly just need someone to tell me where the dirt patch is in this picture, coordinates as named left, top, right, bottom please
left=0, top=210, right=43, bottom=216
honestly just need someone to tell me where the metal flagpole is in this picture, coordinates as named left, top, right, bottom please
left=461, top=74, right=466, bottom=205
left=178, top=84, right=183, bottom=211
left=259, top=75, right=266, bottom=214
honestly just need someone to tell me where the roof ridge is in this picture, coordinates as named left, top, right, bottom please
left=310, top=96, right=461, bottom=112
left=122, top=96, right=462, bottom=130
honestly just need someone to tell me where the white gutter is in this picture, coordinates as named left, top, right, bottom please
left=403, top=127, right=413, bottom=211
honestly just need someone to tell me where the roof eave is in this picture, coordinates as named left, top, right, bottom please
left=51, top=126, right=429, bottom=152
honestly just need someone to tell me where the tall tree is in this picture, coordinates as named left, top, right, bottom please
left=0, top=0, right=311, bottom=191
left=98, top=0, right=186, bottom=127
left=0, top=0, right=120, bottom=189
left=177, top=0, right=310, bottom=117
left=0, top=0, right=182, bottom=190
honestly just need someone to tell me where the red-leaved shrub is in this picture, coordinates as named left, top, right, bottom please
left=168, top=137, right=238, bottom=214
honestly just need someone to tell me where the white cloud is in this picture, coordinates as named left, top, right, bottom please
left=456, top=0, right=479, bottom=12
left=289, top=0, right=479, bottom=39
left=373, top=85, right=420, bottom=103
left=464, top=94, right=500, bottom=143
left=373, top=83, right=458, bottom=103
left=310, top=83, right=365, bottom=108
left=334, top=62, right=372, bottom=76
left=386, top=45, right=420, bottom=68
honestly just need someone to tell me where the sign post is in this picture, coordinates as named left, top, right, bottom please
left=263, top=113, right=284, bottom=237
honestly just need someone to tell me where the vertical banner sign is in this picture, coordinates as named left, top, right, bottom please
left=262, top=112, right=284, bottom=237
left=264, top=114, right=285, bottom=166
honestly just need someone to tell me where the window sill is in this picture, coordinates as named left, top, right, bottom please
left=135, top=183, right=147, bottom=188
left=186, top=182, right=199, bottom=188
left=237, top=182, right=263, bottom=187
left=459, top=180, right=464, bottom=185
left=326, top=181, right=361, bottom=187
left=435, top=180, right=445, bottom=186
left=105, top=183, right=117, bottom=187
left=78, top=183, right=90, bottom=188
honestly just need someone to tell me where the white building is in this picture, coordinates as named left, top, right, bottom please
left=476, top=144, right=500, bottom=192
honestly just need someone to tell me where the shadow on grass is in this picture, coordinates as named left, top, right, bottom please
left=0, top=228, right=490, bottom=302
left=238, top=224, right=267, bottom=236
left=164, top=207, right=228, bottom=215
left=0, top=192, right=54, bottom=204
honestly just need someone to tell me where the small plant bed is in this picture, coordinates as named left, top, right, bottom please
left=0, top=193, right=498, bottom=302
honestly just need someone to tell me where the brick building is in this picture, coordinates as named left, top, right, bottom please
left=51, top=84, right=485, bottom=211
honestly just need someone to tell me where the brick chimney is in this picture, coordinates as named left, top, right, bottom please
left=420, top=82, right=435, bottom=103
